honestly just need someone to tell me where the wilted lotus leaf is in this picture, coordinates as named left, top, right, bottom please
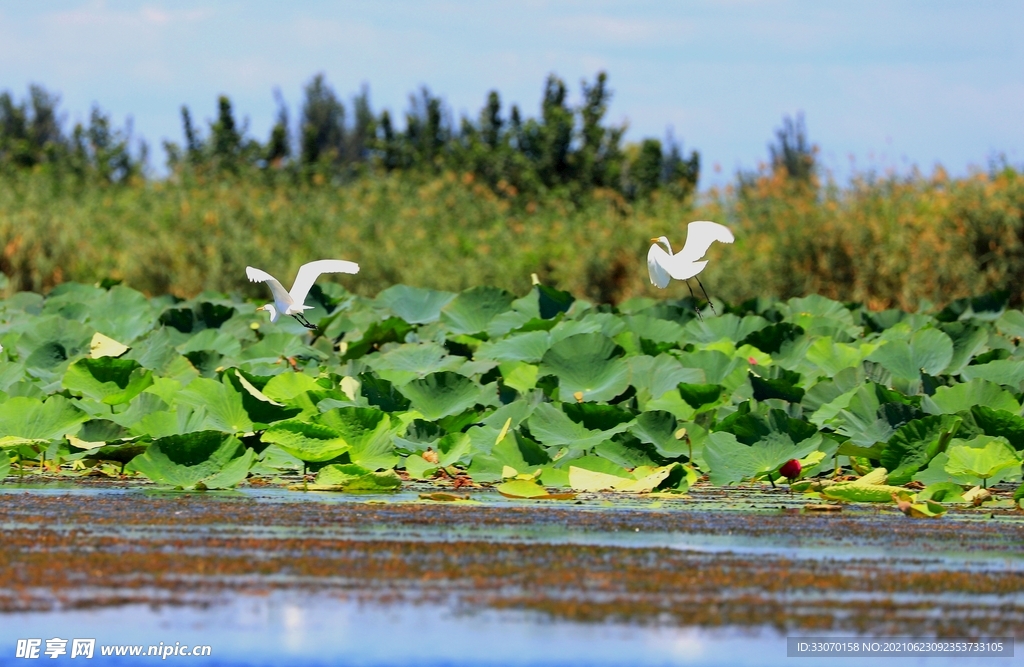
left=89, top=332, right=129, bottom=359
left=496, top=478, right=574, bottom=500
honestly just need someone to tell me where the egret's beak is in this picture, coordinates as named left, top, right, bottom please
left=256, top=306, right=265, bottom=312
left=650, top=237, right=660, bottom=242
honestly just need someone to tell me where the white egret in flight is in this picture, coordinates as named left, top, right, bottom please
left=648, top=221, right=734, bottom=317
left=246, top=259, right=359, bottom=330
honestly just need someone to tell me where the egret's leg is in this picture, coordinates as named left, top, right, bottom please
left=684, top=280, right=703, bottom=321
left=695, top=276, right=717, bottom=315
left=292, top=313, right=317, bottom=330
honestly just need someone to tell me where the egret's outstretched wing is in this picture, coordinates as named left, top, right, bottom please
left=288, top=259, right=360, bottom=304
left=246, top=266, right=292, bottom=306
left=647, top=244, right=672, bottom=289
left=677, top=221, right=734, bottom=263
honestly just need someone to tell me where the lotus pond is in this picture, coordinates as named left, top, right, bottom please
left=0, top=282, right=1022, bottom=664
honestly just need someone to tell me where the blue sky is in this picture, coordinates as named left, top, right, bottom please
left=1, top=1, right=1022, bottom=186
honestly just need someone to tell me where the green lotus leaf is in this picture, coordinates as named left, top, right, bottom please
left=995, top=309, right=1024, bottom=338
left=675, top=383, right=722, bottom=409
left=435, top=432, right=471, bottom=467
left=318, top=407, right=398, bottom=470
left=239, top=332, right=325, bottom=366
left=749, top=368, right=804, bottom=403
left=261, top=372, right=322, bottom=403
left=440, top=286, right=515, bottom=335
left=924, top=379, right=1019, bottom=415
left=549, top=314, right=622, bottom=345
left=970, top=405, right=1024, bottom=450
left=945, top=437, right=1021, bottom=486
left=0, top=451, right=9, bottom=478
left=868, top=328, right=954, bottom=380
left=78, top=440, right=149, bottom=466
left=398, top=371, right=492, bottom=421
left=341, top=317, right=415, bottom=360
left=404, top=453, right=438, bottom=479
left=959, top=359, right=1024, bottom=389
left=881, top=414, right=966, bottom=485
left=222, top=368, right=301, bottom=426
left=781, top=294, right=853, bottom=322
left=624, top=315, right=685, bottom=346
left=629, top=411, right=700, bottom=460
left=740, top=322, right=804, bottom=355
left=681, top=314, right=768, bottom=345
left=917, top=482, right=967, bottom=503
left=627, top=354, right=704, bottom=401
left=17, top=315, right=94, bottom=370
left=466, top=430, right=550, bottom=482
left=539, top=333, right=629, bottom=402
left=86, top=285, right=158, bottom=343
left=177, top=329, right=243, bottom=358
left=367, top=342, right=464, bottom=385
left=497, top=361, right=539, bottom=393
left=476, top=330, right=551, bottom=363
left=0, top=395, right=88, bottom=444
left=359, top=373, right=412, bottom=412
left=704, top=430, right=822, bottom=485
left=127, top=431, right=253, bottom=489
left=525, top=402, right=633, bottom=452
left=126, top=404, right=214, bottom=438
left=62, top=357, right=153, bottom=405
left=392, top=418, right=442, bottom=453
left=940, top=323, right=990, bottom=376
left=261, top=419, right=351, bottom=462
left=376, top=284, right=456, bottom=324
left=714, top=402, right=817, bottom=446
left=314, top=463, right=402, bottom=491
left=805, top=337, right=871, bottom=376
left=174, top=377, right=254, bottom=434
left=937, top=290, right=1008, bottom=322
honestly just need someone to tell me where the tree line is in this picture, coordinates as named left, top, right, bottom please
left=0, top=72, right=816, bottom=198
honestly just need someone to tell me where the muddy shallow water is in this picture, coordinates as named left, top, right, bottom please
left=0, top=483, right=1021, bottom=666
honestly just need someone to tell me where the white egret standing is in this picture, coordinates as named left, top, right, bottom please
left=246, top=259, right=359, bottom=330
left=648, top=221, right=734, bottom=317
